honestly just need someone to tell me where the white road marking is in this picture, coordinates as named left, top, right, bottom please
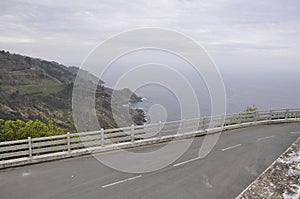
left=102, top=175, right=142, bottom=188
left=290, top=131, right=300, bottom=134
left=257, top=135, right=275, bottom=141
left=221, top=144, right=242, bottom=152
left=22, top=172, right=31, bottom=177
left=173, top=157, right=201, bottom=167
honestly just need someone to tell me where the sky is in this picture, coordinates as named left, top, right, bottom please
left=0, top=0, right=300, bottom=74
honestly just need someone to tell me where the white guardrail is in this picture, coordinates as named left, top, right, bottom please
left=0, top=108, right=299, bottom=168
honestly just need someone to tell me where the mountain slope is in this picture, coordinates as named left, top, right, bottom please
left=0, top=50, right=144, bottom=131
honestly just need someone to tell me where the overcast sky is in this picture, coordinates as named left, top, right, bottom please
left=0, top=0, right=299, bottom=73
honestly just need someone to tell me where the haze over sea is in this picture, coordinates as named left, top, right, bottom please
left=102, top=50, right=300, bottom=123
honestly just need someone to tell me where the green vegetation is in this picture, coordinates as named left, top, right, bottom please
left=0, top=119, right=65, bottom=142
left=0, top=50, right=145, bottom=139
left=245, top=105, right=257, bottom=113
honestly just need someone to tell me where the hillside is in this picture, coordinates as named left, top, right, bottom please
left=0, top=50, right=145, bottom=131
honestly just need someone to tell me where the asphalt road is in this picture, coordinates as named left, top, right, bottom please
left=0, top=123, right=299, bottom=199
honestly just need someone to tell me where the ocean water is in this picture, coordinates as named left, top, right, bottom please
left=127, top=70, right=300, bottom=123
left=100, top=50, right=300, bottom=123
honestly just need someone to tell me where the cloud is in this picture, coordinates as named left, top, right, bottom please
left=0, top=0, right=299, bottom=69
left=0, top=36, right=36, bottom=44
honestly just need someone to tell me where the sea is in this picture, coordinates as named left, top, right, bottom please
left=100, top=50, right=300, bottom=123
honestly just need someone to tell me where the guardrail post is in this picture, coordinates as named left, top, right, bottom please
left=28, top=137, right=32, bottom=158
left=285, top=109, right=289, bottom=120
left=181, top=119, right=185, bottom=134
left=131, top=125, right=135, bottom=144
left=158, top=121, right=162, bottom=139
left=67, top=132, right=71, bottom=154
left=202, top=116, right=206, bottom=131
left=254, top=111, right=257, bottom=123
left=221, top=114, right=225, bottom=127
left=101, top=128, right=104, bottom=147
left=238, top=113, right=242, bottom=125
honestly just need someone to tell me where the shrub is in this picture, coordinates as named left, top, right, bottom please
left=0, top=119, right=65, bottom=142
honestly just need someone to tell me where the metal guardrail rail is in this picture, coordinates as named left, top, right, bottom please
left=0, top=108, right=299, bottom=163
